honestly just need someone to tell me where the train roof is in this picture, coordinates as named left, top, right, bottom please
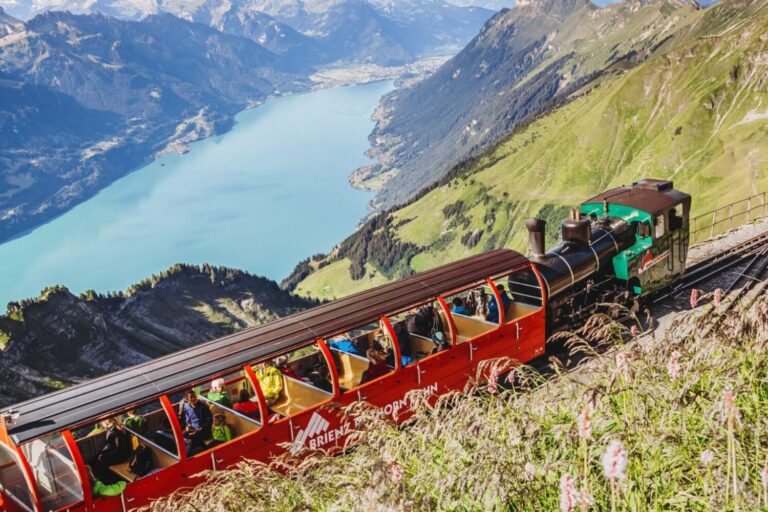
left=582, top=179, right=691, bottom=215
left=2, top=249, right=529, bottom=445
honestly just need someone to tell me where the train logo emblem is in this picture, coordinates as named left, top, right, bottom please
left=294, top=411, right=355, bottom=450
left=638, top=249, right=669, bottom=274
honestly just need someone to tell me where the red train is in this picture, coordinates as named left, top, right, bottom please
left=0, top=250, right=546, bottom=512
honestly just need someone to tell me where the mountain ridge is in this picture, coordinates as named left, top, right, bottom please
left=0, top=263, right=315, bottom=407
left=360, top=0, right=704, bottom=209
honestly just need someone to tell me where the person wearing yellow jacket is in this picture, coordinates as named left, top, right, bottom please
left=255, top=361, right=283, bottom=405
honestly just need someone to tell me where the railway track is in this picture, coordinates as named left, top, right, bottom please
left=652, top=230, right=768, bottom=304
left=528, top=228, right=768, bottom=380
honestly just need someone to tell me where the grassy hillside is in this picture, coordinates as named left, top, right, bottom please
left=151, top=293, right=768, bottom=511
left=291, top=0, right=768, bottom=299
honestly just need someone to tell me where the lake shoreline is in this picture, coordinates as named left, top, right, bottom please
left=0, top=81, right=394, bottom=306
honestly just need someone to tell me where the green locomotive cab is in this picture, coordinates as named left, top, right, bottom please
left=579, top=179, right=691, bottom=296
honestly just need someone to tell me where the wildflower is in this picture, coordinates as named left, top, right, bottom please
left=579, top=486, right=593, bottom=511
left=713, top=288, right=722, bottom=309
left=505, top=368, right=517, bottom=385
left=700, top=449, right=714, bottom=467
left=667, top=351, right=681, bottom=381
left=721, top=387, right=741, bottom=422
left=760, top=463, right=768, bottom=490
left=560, top=473, right=578, bottom=512
left=390, top=462, right=404, bottom=484
left=600, top=440, right=628, bottom=481
left=690, top=288, right=699, bottom=309
left=578, top=405, right=593, bottom=441
left=630, top=325, right=639, bottom=337
left=487, top=367, right=500, bottom=394
left=615, top=352, right=628, bottom=377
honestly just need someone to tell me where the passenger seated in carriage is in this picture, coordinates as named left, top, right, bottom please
left=206, top=378, right=232, bottom=407
left=451, top=297, right=469, bottom=315
left=178, top=389, right=213, bottom=456
left=254, top=361, right=283, bottom=406
left=309, top=365, right=333, bottom=393
left=92, top=417, right=130, bottom=483
left=233, top=389, right=260, bottom=419
left=209, top=413, right=232, bottom=447
left=486, top=285, right=511, bottom=323
left=360, top=347, right=389, bottom=384
left=327, top=332, right=361, bottom=355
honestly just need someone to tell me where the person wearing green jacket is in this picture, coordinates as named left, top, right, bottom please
left=124, top=410, right=148, bottom=436
left=210, top=413, right=232, bottom=446
left=206, top=378, right=232, bottom=407
left=255, top=362, right=283, bottom=405
left=87, top=465, right=126, bottom=497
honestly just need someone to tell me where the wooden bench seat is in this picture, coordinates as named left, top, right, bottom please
left=109, top=461, right=136, bottom=483
left=408, top=333, right=435, bottom=359
left=331, top=348, right=369, bottom=390
left=271, top=376, right=332, bottom=417
left=505, top=302, right=538, bottom=321
left=439, top=311, right=496, bottom=344
left=112, top=430, right=179, bottom=480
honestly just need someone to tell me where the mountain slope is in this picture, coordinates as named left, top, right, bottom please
left=290, top=0, right=768, bottom=299
left=362, top=0, right=704, bottom=209
left=0, top=6, right=22, bottom=34
left=0, top=11, right=306, bottom=244
left=0, top=264, right=314, bottom=407
left=0, top=0, right=494, bottom=66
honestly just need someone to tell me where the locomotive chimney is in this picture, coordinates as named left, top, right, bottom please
left=524, top=218, right=547, bottom=258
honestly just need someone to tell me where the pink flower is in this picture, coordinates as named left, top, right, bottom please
left=630, top=325, right=639, bottom=337
left=560, top=473, right=578, bottom=512
left=760, top=463, right=768, bottom=489
left=615, top=352, right=629, bottom=376
left=690, top=288, right=699, bottom=309
left=505, top=368, right=517, bottom=385
left=600, top=440, right=628, bottom=481
left=667, top=351, right=681, bottom=381
left=700, top=449, right=714, bottom=467
left=578, top=405, right=593, bottom=441
left=390, top=462, right=404, bottom=484
left=713, top=288, right=722, bottom=309
left=579, top=486, right=593, bottom=511
left=722, top=387, right=741, bottom=422
left=487, top=367, right=500, bottom=394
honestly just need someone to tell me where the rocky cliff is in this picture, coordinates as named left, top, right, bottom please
left=0, top=264, right=315, bottom=407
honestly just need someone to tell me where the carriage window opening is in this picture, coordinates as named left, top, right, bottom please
left=669, top=204, right=684, bottom=230
left=326, top=321, right=395, bottom=392
left=637, top=220, right=651, bottom=239
left=443, top=283, right=498, bottom=344
left=489, top=267, right=542, bottom=324
left=654, top=213, right=666, bottom=238
left=0, top=444, right=34, bottom=512
left=251, top=341, right=334, bottom=419
left=21, top=432, right=83, bottom=510
left=387, top=301, right=442, bottom=363
left=73, top=399, right=179, bottom=485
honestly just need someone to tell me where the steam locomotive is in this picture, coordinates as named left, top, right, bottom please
left=519, top=178, right=691, bottom=328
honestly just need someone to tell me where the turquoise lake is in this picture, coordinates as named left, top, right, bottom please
left=0, top=80, right=393, bottom=306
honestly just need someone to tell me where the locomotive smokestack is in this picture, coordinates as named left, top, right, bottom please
left=524, top=218, right=547, bottom=259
